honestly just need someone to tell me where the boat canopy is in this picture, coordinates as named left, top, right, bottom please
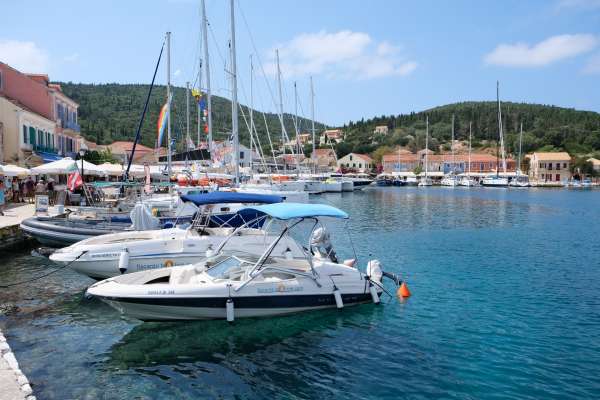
left=241, top=203, right=349, bottom=220
left=180, top=191, right=283, bottom=206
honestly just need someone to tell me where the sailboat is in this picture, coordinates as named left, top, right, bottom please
left=418, top=116, right=432, bottom=186
left=482, top=81, right=509, bottom=187
left=441, top=114, right=459, bottom=187
left=508, top=122, right=530, bottom=187
left=459, top=122, right=478, bottom=187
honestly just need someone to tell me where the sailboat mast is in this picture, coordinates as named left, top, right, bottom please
left=294, top=81, right=299, bottom=155
left=186, top=81, right=190, bottom=149
left=451, top=114, right=455, bottom=174
left=276, top=49, right=286, bottom=173
left=425, top=115, right=429, bottom=178
left=310, top=76, right=316, bottom=174
left=468, top=121, right=472, bottom=177
left=230, top=0, right=239, bottom=184
left=249, top=54, right=254, bottom=175
left=518, top=121, right=523, bottom=176
left=166, top=31, right=172, bottom=180
left=497, top=81, right=507, bottom=174
left=201, top=0, right=213, bottom=157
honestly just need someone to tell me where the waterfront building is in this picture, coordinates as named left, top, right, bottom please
left=312, top=148, right=337, bottom=170
left=528, top=152, right=571, bottom=183
left=373, top=125, right=389, bottom=135
left=0, top=62, right=83, bottom=166
left=382, top=150, right=515, bottom=174
left=337, top=153, right=373, bottom=172
left=587, top=158, right=600, bottom=173
left=319, top=129, right=344, bottom=145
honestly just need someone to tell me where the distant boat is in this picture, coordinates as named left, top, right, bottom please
left=441, top=114, right=459, bottom=187
left=459, top=121, right=478, bottom=187
left=483, top=81, right=508, bottom=188
left=418, top=116, right=433, bottom=187
left=509, top=122, right=530, bottom=188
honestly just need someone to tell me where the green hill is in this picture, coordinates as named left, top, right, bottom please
left=339, top=101, right=600, bottom=159
left=56, top=82, right=326, bottom=153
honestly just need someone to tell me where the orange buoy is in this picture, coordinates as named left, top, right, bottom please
left=397, top=282, right=411, bottom=298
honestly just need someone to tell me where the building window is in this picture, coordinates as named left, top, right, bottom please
left=239, top=151, right=244, bottom=159
left=23, top=125, right=28, bottom=144
left=556, top=163, right=560, bottom=170
left=556, top=174, right=560, bottom=181
left=349, top=155, right=353, bottom=161
left=0, top=70, right=3, bottom=90
left=548, top=163, right=552, bottom=170
left=563, top=163, right=567, bottom=168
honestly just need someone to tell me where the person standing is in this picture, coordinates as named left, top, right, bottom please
left=25, top=176, right=35, bottom=203
left=12, top=178, right=20, bottom=203
left=0, top=181, right=6, bottom=216
left=47, top=178, right=55, bottom=205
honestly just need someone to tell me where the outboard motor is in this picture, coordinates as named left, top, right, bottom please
left=310, top=227, right=338, bottom=263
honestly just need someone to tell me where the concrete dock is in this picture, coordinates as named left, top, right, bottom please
left=0, top=203, right=35, bottom=251
left=0, top=330, right=35, bottom=400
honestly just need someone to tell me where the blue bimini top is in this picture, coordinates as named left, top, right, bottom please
left=240, top=203, right=349, bottom=220
left=181, top=191, right=283, bottom=206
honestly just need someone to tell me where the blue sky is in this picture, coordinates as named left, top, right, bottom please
left=1, top=0, right=600, bottom=126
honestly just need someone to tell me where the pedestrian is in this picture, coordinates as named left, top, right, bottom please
left=25, top=176, right=35, bottom=203
left=0, top=180, right=6, bottom=216
left=47, top=178, right=55, bottom=205
left=12, top=178, right=20, bottom=203
left=36, top=178, right=46, bottom=195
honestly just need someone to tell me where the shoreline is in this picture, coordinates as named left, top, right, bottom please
left=0, top=329, right=35, bottom=400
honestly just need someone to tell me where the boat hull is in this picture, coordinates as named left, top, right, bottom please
left=97, top=292, right=377, bottom=321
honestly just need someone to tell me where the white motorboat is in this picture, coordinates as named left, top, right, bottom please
left=418, top=177, right=432, bottom=187
left=86, top=203, right=402, bottom=321
left=509, top=174, right=530, bottom=188
left=297, top=179, right=324, bottom=194
left=482, top=175, right=508, bottom=187
left=321, top=179, right=343, bottom=192
left=50, top=192, right=296, bottom=279
left=441, top=175, right=460, bottom=187
left=459, top=176, right=478, bottom=187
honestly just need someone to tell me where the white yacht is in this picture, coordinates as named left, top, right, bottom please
left=86, top=203, right=402, bottom=321
left=441, top=175, right=460, bottom=187
left=482, top=174, right=508, bottom=187
left=50, top=192, right=300, bottom=279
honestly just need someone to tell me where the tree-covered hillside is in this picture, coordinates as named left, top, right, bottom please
left=338, top=102, right=600, bottom=160
left=57, top=82, right=326, bottom=153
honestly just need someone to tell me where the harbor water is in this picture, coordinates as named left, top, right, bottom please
left=1, top=187, right=599, bottom=399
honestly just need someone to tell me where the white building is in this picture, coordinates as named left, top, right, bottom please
left=337, top=153, right=373, bottom=172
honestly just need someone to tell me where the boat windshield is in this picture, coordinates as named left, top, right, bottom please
left=205, top=252, right=265, bottom=280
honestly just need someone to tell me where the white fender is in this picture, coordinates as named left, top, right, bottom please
left=333, top=287, right=344, bottom=309
left=369, top=283, right=380, bottom=304
left=226, top=298, right=234, bottom=322
left=118, top=249, right=130, bottom=274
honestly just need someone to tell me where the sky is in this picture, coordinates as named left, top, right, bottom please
left=1, top=0, right=600, bottom=126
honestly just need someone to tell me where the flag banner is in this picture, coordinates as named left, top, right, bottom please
left=191, top=89, right=201, bottom=98
left=157, top=95, right=172, bottom=147
left=204, top=124, right=209, bottom=133
left=67, top=171, right=83, bottom=191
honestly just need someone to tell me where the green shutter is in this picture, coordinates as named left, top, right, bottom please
left=29, top=126, right=36, bottom=145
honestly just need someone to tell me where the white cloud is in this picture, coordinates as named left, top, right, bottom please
left=484, top=34, right=598, bottom=67
left=174, top=69, right=181, bottom=77
left=583, top=53, right=600, bottom=74
left=555, top=0, right=600, bottom=10
left=0, top=39, right=49, bottom=73
left=63, top=53, right=79, bottom=63
left=266, top=30, right=417, bottom=80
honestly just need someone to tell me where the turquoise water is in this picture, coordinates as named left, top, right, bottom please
left=1, top=187, right=600, bottom=399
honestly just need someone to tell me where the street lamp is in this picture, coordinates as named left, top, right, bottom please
left=79, top=143, right=88, bottom=182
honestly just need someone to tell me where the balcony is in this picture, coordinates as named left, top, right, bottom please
left=63, top=120, right=80, bottom=132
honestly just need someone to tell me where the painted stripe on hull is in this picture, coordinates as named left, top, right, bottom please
left=101, top=292, right=374, bottom=309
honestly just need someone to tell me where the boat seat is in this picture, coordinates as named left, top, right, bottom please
left=169, top=265, right=201, bottom=285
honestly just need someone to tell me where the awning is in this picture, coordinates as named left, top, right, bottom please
left=37, top=151, right=63, bottom=163
left=242, top=203, right=348, bottom=220
left=181, top=191, right=283, bottom=206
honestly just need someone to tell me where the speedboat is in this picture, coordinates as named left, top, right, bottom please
left=50, top=192, right=298, bottom=279
left=418, top=177, right=432, bottom=187
left=459, top=176, right=478, bottom=187
left=440, top=174, right=459, bottom=187
left=376, top=174, right=393, bottom=186
left=482, top=175, right=508, bottom=187
left=508, top=175, right=530, bottom=188
left=321, top=179, right=343, bottom=192
left=328, top=174, right=354, bottom=192
left=86, top=203, right=403, bottom=321
left=343, top=173, right=374, bottom=189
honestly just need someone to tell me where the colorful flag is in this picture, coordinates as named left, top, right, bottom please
left=67, top=171, right=83, bottom=191
left=157, top=94, right=172, bottom=147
